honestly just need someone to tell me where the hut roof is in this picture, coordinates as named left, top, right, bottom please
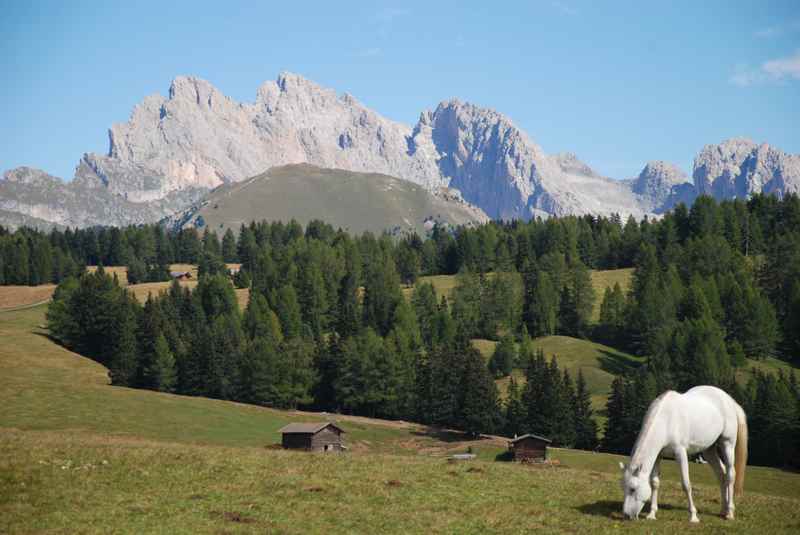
left=278, top=422, right=345, bottom=435
left=510, top=433, right=552, bottom=444
left=170, top=271, right=191, bottom=278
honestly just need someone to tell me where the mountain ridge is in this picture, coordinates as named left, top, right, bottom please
left=1, top=72, right=798, bottom=229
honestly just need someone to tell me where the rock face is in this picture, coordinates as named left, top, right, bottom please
left=0, top=166, right=205, bottom=228
left=1, top=73, right=798, bottom=230
left=630, top=161, right=695, bottom=213
left=692, top=138, right=800, bottom=199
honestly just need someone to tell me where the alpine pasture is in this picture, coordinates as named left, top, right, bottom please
left=2, top=292, right=799, bottom=533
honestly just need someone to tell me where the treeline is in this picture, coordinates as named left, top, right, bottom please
left=24, top=193, right=800, bottom=465
left=6, top=194, right=800, bottom=363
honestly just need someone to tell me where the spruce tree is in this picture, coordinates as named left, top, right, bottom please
left=460, top=345, right=501, bottom=436
left=573, top=369, right=598, bottom=450
left=150, top=333, right=177, bottom=392
left=274, top=284, right=303, bottom=339
left=504, top=376, right=527, bottom=437
left=221, top=229, right=238, bottom=262
left=488, top=334, right=516, bottom=378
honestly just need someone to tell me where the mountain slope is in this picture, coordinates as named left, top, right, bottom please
left=170, top=164, right=488, bottom=235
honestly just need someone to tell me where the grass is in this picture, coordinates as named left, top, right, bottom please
left=3, top=428, right=799, bottom=534
left=472, top=335, right=642, bottom=415
left=0, top=264, right=250, bottom=311
left=1, top=304, right=800, bottom=533
left=0, top=284, right=56, bottom=310
left=589, top=268, right=634, bottom=322
left=187, top=164, right=485, bottom=237
left=402, top=274, right=460, bottom=301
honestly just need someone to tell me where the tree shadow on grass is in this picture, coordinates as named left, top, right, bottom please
left=597, top=350, right=641, bottom=376
left=411, top=427, right=477, bottom=443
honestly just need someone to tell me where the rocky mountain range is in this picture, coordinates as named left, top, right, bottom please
left=1, top=73, right=799, bottom=230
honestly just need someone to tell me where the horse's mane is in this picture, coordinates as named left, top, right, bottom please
left=630, top=390, right=675, bottom=468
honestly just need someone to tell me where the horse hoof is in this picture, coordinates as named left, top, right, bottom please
left=646, top=513, right=657, bottom=520
left=724, top=512, right=735, bottom=520
left=689, top=516, right=700, bottom=523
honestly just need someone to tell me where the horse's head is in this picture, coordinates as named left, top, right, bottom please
left=619, top=462, right=651, bottom=520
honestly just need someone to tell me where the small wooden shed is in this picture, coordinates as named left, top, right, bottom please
left=170, top=271, right=192, bottom=280
left=278, top=422, right=345, bottom=452
left=509, top=433, right=552, bottom=462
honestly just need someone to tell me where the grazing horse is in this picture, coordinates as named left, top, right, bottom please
left=619, top=385, right=748, bottom=523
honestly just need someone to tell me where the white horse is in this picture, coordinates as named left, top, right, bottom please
left=619, top=385, right=748, bottom=523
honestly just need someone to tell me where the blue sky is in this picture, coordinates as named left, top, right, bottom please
left=1, top=0, right=798, bottom=181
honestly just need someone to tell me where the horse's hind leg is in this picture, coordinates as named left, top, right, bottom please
left=676, top=447, right=699, bottom=522
left=719, top=440, right=737, bottom=520
left=704, top=446, right=728, bottom=517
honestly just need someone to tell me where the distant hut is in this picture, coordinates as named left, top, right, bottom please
left=278, top=422, right=345, bottom=452
left=509, top=434, right=551, bottom=462
left=170, top=271, right=192, bottom=280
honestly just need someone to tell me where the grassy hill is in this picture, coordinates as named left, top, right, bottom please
left=173, top=164, right=488, bottom=236
left=1, top=302, right=799, bottom=533
left=472, top=336, right=643, bottom=415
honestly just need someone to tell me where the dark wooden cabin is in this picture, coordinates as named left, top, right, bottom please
left=170, top=271, right=192, bottom=280
left=279, top=422, right=345, bottom=452
left=509, top=433, right=551, bottom=462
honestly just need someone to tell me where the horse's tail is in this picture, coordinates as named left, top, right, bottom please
left=734, top=402, right=748, bottom=497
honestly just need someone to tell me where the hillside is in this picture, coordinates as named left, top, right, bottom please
left=2, top=303, right=799, bottom=533
left=171, top=164, right=488, bottom=236
left=473, top=336, right=643, bottom=412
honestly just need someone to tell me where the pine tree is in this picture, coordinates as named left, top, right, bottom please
left=488, top=334, right=516, bottom=378
left=573, top=369, right=598, bottom=450
left=274, top=284, right=303, bottom=339
left=460, top=345, right=501, bottom=436
left=603, top=376, right=628, bottom=454
left=362, top=251, right=403, bottom=336
left=527, top=271, right=558, bottom=336
left=150, top=333, right=177, bottom=392
left=243, top=293, right=282, bottom=343
left=504, top=376, right=527, bottom=437
left=108, top=293, right=139, bottom=386
left=221, top=229, right=238, bottom=262
left=412, top=282, right=439, bottom=349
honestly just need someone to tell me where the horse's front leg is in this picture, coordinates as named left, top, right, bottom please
left=676, top=448, right=699, bottom=523
left=646, top=458, right=661, bottom=520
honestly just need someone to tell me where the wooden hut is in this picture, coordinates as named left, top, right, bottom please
left=278, top=422, right=345, bottom=452
left=509, top=433, right=551, bottom=462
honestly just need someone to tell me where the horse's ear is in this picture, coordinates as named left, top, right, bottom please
left=618, top=462, right=625, bottom=471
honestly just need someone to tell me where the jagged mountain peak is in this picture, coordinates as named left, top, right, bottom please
left=693, top=138, right=799, bottom=199
left=3, top=73, right=798, bottom=230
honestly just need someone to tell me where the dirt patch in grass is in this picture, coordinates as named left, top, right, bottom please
left=386, top=479, right=403, bottom=487
left=211, top=511, right=256, bottom=524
